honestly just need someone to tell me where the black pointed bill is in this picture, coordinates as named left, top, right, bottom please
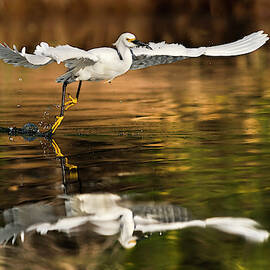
left=131, top=39, right=152, bottom=50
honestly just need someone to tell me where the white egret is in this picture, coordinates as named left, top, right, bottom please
left=0, top=31, right=268, bottom=134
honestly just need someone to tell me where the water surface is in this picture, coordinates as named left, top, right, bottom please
left=1, top=52, right=270, bottom=269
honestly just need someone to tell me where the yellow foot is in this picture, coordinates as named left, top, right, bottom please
left=51, top=116, right=64, bottom=134
left=65, top=94, right=78, bottom=111
left=51, top=139, right=64, bottom=157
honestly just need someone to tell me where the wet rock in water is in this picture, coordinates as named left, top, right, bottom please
left=22, top=123, right=39, bottom=134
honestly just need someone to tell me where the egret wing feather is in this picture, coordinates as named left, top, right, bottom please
left=204, top=30, right=269, bottom=56
left=0, top=43, right=51, bottom=68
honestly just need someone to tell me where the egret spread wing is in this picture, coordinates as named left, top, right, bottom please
left=0, top=42, right=98, bottom=70
left=130, top=30, right=269, bottom=70
left=0, top=43, right=52, bottom=68
left=0, top=41, right=99, bottom=83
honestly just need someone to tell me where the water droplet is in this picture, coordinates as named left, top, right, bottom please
left=18, top=78, right=22, bottom=81
left=16, top=104, right=21, bottom=108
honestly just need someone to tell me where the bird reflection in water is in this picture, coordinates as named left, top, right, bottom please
left=0, top=192, right=269, bottom=249
left=0, top=132, right=269, bottom=248
left=51, top=138, right=79, bottom=193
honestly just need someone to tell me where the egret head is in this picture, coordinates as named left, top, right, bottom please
left=113, top=33, right=151, bottom=49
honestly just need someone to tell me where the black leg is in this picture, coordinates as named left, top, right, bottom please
left=76, top=80, right=82, bottom=100
left=64, top=80, right=81, bottom=111
left=60, top=81, right=68, bottom=116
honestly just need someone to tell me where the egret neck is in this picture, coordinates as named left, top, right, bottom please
left=115, top=41, right=133, bottom=71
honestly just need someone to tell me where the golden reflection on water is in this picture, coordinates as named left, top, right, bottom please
left=1, top=50, right=269, bottom=132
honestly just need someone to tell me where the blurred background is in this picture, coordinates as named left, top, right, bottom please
left=0, top=0, right=269, bottom=49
